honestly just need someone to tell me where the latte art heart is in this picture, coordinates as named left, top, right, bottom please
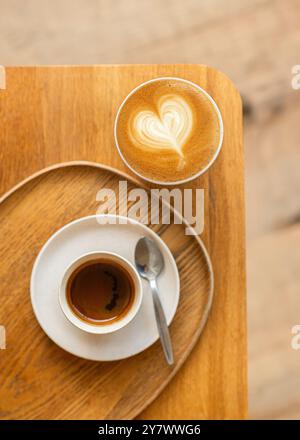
left=130, top=94, right=193, bottom=157
left=116, top=77, right=222, bottom=183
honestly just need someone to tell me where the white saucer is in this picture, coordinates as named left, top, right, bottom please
left=30, top=215, right=180, bottom=361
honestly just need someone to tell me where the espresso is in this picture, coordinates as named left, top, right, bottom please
left=66, top=259, right=135, bottom=325
left=116, top=78, right=222, bottom=183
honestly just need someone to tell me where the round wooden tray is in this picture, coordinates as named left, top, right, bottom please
left=0, top=161, right=213, bottom=420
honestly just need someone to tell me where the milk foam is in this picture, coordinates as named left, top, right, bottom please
left=130, top=94, right=193, bottom=157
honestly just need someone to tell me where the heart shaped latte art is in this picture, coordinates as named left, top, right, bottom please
left=130, top=94, right=193, bottom=158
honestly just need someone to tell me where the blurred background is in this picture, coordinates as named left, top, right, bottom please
left=1, top=0, right=300, bottom=419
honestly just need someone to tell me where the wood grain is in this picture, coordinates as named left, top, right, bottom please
left=0, top=65, right=246, bottom=419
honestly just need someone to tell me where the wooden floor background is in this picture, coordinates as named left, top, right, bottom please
left=1, top=0, right=300, bottom=419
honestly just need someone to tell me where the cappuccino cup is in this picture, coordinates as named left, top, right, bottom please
left=114, top=76, right=223, bottom=185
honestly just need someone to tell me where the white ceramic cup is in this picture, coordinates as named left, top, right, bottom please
left=59, top=251, right=143, bottom=335
left=114, top=76, right=224, bottom=185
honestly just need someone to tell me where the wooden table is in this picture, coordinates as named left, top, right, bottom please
left=0, top=65, right=247, bottom=419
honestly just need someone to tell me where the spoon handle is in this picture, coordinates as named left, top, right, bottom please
left=149, top=278, right=174, bottom=365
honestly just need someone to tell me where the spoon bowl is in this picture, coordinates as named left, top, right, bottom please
left=135, top=236, right=164, bottom=280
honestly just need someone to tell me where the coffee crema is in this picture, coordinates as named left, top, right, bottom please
left=115, top=78, right=222, bottom=183
left=66, top=259, right=135, bottom=325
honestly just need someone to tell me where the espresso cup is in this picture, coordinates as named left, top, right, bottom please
left=59, top=251, right=143, bottom=334
left=114, top=76, right=224, bottom=185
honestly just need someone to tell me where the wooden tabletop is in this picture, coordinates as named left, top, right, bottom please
left=0, top=65, right=247, bottom=419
